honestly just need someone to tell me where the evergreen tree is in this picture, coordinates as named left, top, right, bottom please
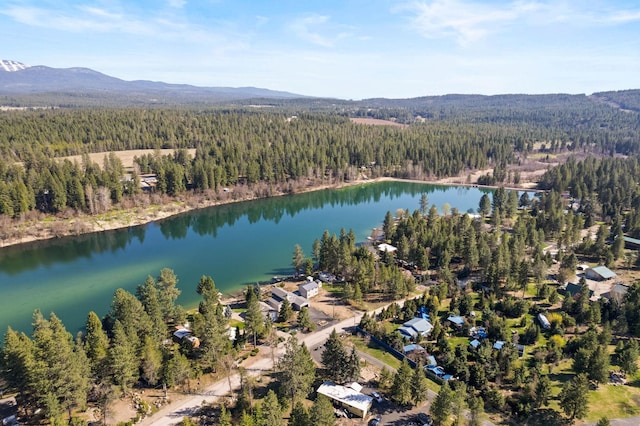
left=292, top=244, right=306, bottom=274
left=259, top=389, right=283, bottom=426
left=245, top=287, right=266, bottom=346
left=108, top=319, right=139, bottom=392
left=321, top=329, right=349, bottom=383
left=219, top=405, right=232, bottom=426
left=84, top=311, right=109, bottom=375
left=30, top=311, right=90, bottom=419
left=309, top=395, right=336, bottom=426
left=277, top=337, right=316, bottom=405
left=559, top=373, right=589, bottom=421
left=289, top=401, right=311, bottom=426
left=410, top=364, right=429, bottom=405
left=141, top=335, right=163, bottom=386
left=278, top=299, right=294, bottom=323
left=431, top=381, right=454, bottom=426
left=390, top=359, right=413, bottom=405
left=618, top=339, right=639, bottom=375
left=297, top=306, right=315, bottom=332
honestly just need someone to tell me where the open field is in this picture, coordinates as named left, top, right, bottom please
left=61, top=148, right=198, bottom=170
left=349, top=117, right=408, bottom=127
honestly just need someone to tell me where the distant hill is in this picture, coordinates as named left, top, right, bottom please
left=0, top=59, right=307, bottom=106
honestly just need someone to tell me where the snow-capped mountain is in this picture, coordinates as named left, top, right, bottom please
left=0, top=60, right=29, bottom=72
left=0, top=59, right=306, bottom=105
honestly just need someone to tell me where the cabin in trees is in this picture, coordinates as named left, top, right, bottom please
left=173, top=326, right=200, bottom=348
left=316, top=381, right=373, bottom=418
left=585, top=265, right=616, bottom=281
left=377, top=243, right=397, bottom=253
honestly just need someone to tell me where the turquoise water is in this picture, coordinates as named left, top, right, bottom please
left=0, top=181, right=492, bottom=334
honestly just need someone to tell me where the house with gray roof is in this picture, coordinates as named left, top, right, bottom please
left=398, top=317, right=433, bottom=339
left=586, top=266, right=616, bottom=281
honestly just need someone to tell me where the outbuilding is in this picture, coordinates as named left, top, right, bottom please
left=316, top=381, right=373, bottom=418
left=298, top=281, right=320, bottom=299
left=586, top=266, right=616, bottom=281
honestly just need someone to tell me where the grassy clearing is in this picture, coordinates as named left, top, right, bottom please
left=349, top=335, right=402, bottom=370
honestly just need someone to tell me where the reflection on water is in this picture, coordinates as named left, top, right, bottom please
left=0, top=181, right=492, bottom=334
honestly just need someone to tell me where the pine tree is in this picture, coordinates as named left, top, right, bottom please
left=277, top=337, right=316, bottom=405
left=289, top=401, right=311, bottom=426
left=141, top=336, right=163, bottom=386
left=259, top=389, right=283, bottom=426
left=278, top=299, right=293, bottom=323
left=309, top=395, right=336, bottom=426
left=391, top=359, right=413, bottom=405
left=84, top=311, right=109, bottom=375
left=245, top=287, right=266, bottom=346
left=321, top=329, right=349, bottom=383
left=108, top=320, right=139, bottom=392
left=410, top=364, right=429, bottom=405
left=559, top=373, right=589, bottom=421
left=431, top=381, right=454, bottom=426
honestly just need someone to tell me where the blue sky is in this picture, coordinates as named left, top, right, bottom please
left=1, top=0, right=639, bottom=99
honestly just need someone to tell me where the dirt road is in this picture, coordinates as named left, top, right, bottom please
left=140, top=313, right=362, bottom=426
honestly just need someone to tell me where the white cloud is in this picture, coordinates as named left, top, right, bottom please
left=399, top=0, right=543, bottom=45
left=400, top=0, right=640, bottom=45
left=167, top=0, right=187, bottom=8
left=288, top=14, right=355, bottom=48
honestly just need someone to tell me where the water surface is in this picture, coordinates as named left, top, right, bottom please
left=0, top=181, right=492, bottom=334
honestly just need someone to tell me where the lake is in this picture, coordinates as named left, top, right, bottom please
left=0, top=181, right=493, bottom=334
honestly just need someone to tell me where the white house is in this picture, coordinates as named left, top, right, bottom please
left=298, top=281, right=320, bottom=299
left=316, top=381, right=373, bottom=418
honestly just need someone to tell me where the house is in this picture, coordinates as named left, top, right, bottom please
left=447, top=315, right=465, bottom=328
left=624, top=236, right=640, bottom=250
left=298, top=281, right=320, bottom=299
left=267, top=287, right=310, bottom=312
left=403, top=344, right=425, bottom=354
left=318, top=272, right=336, bottom=283
left=586, top=266, right=616, bottom=281
left=173, top=327, right=200, bottom=348
left=469, top=339, right=481, bottom=349
left=564, top=282, right=594, bottom=299
left=378, top=243, right=397, bottom=253
left=398, top=317, right=433, bottom=339
left=538, top=313, right=551, bottom=330
left=317, top=381, right=373, bottom=418
left=493, top=341, right=506, bottom=350
left=603, top=283, right=629, bottom=304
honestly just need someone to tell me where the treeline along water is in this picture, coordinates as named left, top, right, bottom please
left=0, top=181, right=492, bottom=334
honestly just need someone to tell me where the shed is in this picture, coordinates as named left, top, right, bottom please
left=317, top=381, right=373, bottom=418
left=493, top=341, right=506, bottom=350
left=586, top=266, right=616, bottom=281
left=469, top=339, right=481, bottom=349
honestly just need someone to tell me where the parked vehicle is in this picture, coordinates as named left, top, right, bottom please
left=416, top=412, right=433, bottom=426
left=371, top=391, right=383, bottom=403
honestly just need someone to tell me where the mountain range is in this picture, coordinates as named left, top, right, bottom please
left=0, top=59, right=306, bottom=105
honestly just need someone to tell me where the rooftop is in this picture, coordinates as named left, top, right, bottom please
left=317, top=381, right=373, bottom=413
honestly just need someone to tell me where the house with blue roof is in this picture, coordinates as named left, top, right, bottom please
left=398, top=317, right=433, bottom=339
left=447, top=315, right=465, bottom=328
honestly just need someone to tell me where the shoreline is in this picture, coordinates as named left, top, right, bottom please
left=0, top=171, right=541, bottom=250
